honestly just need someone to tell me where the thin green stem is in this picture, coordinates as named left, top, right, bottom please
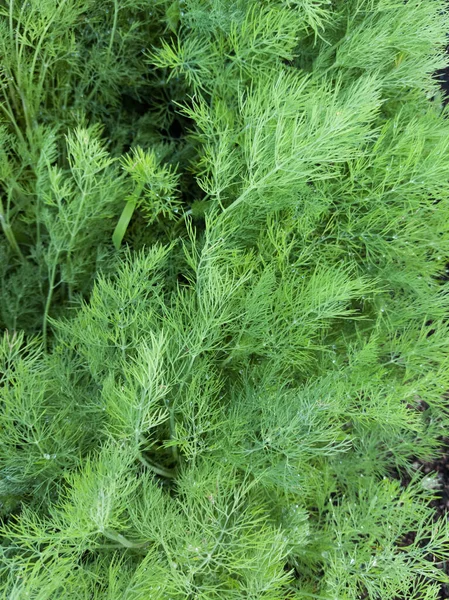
left=102, top=528, right=148, bottom=549
left=0, top=93, right=27, bottom=147
left=222, top=166, right=281, bottom=215
left=169, top=401, right=178, bottom=462
left=108, top=0, right=119, bottom=58
left=137, top=452, right=176, bottom=479
left=8, top=2, right=23, bottom=119
left=42, top=256, right=59, bottom=348
left=29, top=0, right=69, bottom=91
left=0, top=195, right=24, bottom=260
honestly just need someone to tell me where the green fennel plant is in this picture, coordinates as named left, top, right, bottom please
left=1, top=0, right=449, bottom=599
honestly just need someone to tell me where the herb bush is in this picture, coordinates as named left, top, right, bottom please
left=1, top=0, right=449, bottom=598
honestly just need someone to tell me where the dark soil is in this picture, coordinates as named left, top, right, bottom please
left=422, top=445, right=449, bottom=522
left=422, top=444, right=448, bottom=598
left=396, top=439, right=449, bottom=599
left=424, top=446, right=449, bottom=599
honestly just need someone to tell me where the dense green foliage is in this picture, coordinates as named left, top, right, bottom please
left=1, top=0, right=449, bottom=597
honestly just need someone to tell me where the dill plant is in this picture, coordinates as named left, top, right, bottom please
left=1, top=0, right=449, bottom=598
